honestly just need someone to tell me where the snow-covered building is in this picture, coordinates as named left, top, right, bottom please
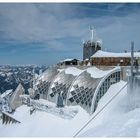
left=32, top=66, right=121, bottom=115
left=89, top=50, right=140, bottom=66
left=67, top=67, right=121, bottom=114
left=83, top=41, right=101, bottom=60
left=83, top=27, right=102, bottom=60
left=58, top=58, right=80, bottom=66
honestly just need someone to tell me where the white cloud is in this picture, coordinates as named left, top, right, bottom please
left=0, top=3, right=140, bottom=52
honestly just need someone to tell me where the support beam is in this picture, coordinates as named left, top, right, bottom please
left=130, top=41, right=134, bottom=91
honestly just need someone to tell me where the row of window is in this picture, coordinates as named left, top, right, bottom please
left=49, top=82, right=69, bottom=100
left=37, top=81, right=50, bottom=95
left=68, top=73, right=98, bottom=113
left=94, top=71, right=120, bottom=112
left=48, top=72, right=76, bottom=102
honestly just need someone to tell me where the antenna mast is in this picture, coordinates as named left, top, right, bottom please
left=89, top=26, right=93, bottom=42
left=90, top=26, right=97, bottom=42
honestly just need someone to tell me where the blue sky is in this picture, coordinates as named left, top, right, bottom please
left=0, top=3, right=140, bottom=65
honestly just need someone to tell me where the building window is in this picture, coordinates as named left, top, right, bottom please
left=94, top=71, right=120, bottom=112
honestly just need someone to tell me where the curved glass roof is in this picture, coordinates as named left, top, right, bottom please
left=33, top=66, right=121, bottom=115
left=67, top=69, right=102, bottom=113
left=37, top=67, right=59, bottom=83
left=67, top=66, right=121, bottom=114
left=48, top=67, right=83, bottom=103
left=35, top=67, right=59, bottom=99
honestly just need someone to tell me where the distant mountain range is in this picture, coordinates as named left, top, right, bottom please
left=0, top=65, right=48, bottom=94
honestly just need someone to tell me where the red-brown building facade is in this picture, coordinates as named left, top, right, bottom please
left=83, top=50, right=140, bottom=66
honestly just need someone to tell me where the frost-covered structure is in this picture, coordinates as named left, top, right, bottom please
left=0, top=84, right=25, bottom=112
left=127, top=68, right=140, bottom=109
left=83, top=27, right=101, bottom=60
left=0, top=89, right=13, bottom=112
left=48, top=67, right=84, bottom=103
left=28, top=88, right=36, bottom=99
left=30, top=66, right=121, bottom=114
left=67, top=67, right=121, bottom=114
left=35, top=67, right=59, bottom=99
left=9, top=83, right=25, bottom=111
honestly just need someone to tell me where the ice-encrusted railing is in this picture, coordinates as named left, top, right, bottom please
left=20, top=95, right=78, bottom=120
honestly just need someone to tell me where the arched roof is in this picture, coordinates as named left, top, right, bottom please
left=67, top=66, right=121, bottom=114
left=47, top=67, right=84, bottom=102
left=34, top=66, right=121, bottom=115
left=34, top=67, right=59, bottom=99
left=90, top=66, right=121, bottom=113
left=37, top=67, right=59, bottom=84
